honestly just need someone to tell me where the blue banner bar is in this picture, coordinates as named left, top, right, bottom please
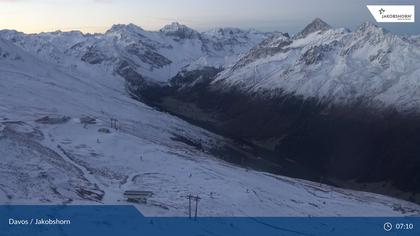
left=0, top=205, right=418, bottom=236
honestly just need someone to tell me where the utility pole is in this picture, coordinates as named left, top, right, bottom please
left=194, top=195, right=201, bottom=220
left=187, top=194, right=192, bottom=219
left=185, top=194, right=200, bottom=220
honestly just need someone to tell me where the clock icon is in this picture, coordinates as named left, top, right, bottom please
left=384, top=222, right=393, bottom=232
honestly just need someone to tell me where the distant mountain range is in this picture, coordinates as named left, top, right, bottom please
left=0, top=22, right=271, bottom=83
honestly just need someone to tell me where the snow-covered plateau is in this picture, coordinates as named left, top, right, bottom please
left=1, top=21, right=420, bottom=217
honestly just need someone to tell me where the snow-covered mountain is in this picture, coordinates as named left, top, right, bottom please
left=1, top=22, right=420, bottom=216
left=127, top=19, right=420, bottom=204
left=0, top=22, right=270, bottom=85
left=213, top=18, right=420, bottom=112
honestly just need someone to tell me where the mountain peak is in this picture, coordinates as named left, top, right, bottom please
left=356, top=21, right=385, bottom=33
left=159, top=22, right=192, bottom=33
left=160, top=22, right=199, bottom=39
left=294, top=18, right=331, bottom=39
left=161, top=22, right=186, bottom=30
left=106, top=23, right=144, bottom=35
left=353, top=21, right=389, bottom=40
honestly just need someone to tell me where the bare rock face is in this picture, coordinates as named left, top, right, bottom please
left=294, top=18, right=331, bottom=39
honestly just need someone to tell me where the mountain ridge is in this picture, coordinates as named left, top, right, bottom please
left=211, top=19, right=420, bottom=113
left=122, top=19, right=420, bottom=203
left=3, top=20, right=420, bottom=216
left=0, top=22, right=272, bottom=85
left=2, top=19, right=420, bottom=205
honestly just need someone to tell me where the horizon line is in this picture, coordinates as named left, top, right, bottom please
left=0, top=19, right=414, bottom=36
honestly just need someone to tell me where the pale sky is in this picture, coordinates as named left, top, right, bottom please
left=0, top=0, right=419, bottom=35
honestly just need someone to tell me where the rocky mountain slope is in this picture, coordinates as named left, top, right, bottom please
left=131, top=19, right=420, bottom=203
left=1, top=21, right=420, bottom=216
left=213, top=18, right=420, bottom=112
